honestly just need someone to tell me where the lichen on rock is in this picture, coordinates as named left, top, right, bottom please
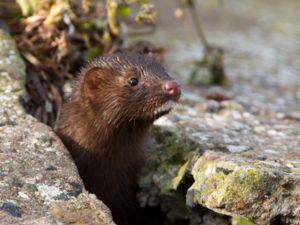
left=140, top=93, right=300, bottom=224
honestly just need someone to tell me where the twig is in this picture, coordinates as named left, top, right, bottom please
left=187, top=1, right=210, bottom=50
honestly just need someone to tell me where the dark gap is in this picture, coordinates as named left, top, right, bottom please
left=177, top=174, right=195, bottom=193
left=138, top=205, right=166, bottom=225
left=270, top=215, right=285, bottom=225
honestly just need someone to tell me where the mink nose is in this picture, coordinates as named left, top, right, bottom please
left=164, top=80, right=181, bottom=99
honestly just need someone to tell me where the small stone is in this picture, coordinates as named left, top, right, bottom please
left=220, top=101, right=244, bottom=111
left=37, top=184, right=63, bottom=202
left=45, top=165, right=57, bottom=171
left=205, top=100, right=221, bottom=113
left=276, top=112, right=286, bottom=119
left=267, top=130, right=278, bottom=136
left=242, top=112, right=252, bottom=118
left=1, top=202, right=22, bottom=218
left=285, top=113, right=300, bottom=121
left=67, top=182, right=83, bottom=197
left=0, top=173, right=6, bottom=179
left=231, top=121, right=247, bottom=131
left=231, top=111, right=242, bottom=119
left=54, top=193, right=70, bottom=201
left=63, top=81, right=74, bottom=98
left=154, top=116, right=176, bottom=128
left=256, top=155, right=267, bottom=161
left=45, top=100, right=52, bottom=113
left=264, top=149, right=279, bottom=155
left=226, top=145, right=250, bottom=153
left=89, top=193, right=97, bottom=199
left=254, top=126, right=266, bottom=133
left=18, top=191, right=30, bottom=200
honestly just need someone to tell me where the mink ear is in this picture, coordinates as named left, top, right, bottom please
left=83, top=67, right=104, bottom=98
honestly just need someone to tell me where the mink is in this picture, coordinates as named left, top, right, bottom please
left=56, top=53, right=181, bottom=225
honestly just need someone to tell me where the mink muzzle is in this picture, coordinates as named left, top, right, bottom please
left=56, top=53, right=181, bottom=225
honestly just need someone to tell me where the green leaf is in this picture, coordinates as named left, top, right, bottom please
left=84, top=48, right=101, bottom=61
left=16, top=0, right=33, bottom=16
left=234, top=217, right=255, bottom=225
left=117, top=5, right=131, bottom=18
left=188, top=68, right=199, bottom=85
left=82, top=19, right=105, bottom=30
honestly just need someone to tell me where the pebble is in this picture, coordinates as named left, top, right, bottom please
left=226, top=145, right=250, bottom=153
left=18, top=191, right=30, bottom=200
left=37, top=184, right=63, bottom=202
left=1, top=202, right=22, bottom=218
left=254, top=126, right=266, bottom=133
left=264, top=149, right=279, bottom=155
left=256, top=155, right=267, bottom=161
left=67, top=182, right=83, bottom=197
left=205, top=100, right=221, bottom=113
left=154, top=116, right=176, bottom=128
left=267, top=130, right=278, bottom=136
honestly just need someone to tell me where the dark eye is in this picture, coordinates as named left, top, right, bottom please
left=128, top=77, right=139, bottom=86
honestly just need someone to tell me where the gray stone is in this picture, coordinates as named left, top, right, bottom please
left=1, top=202, right=22, bottom=218
left=140, top=97, right=300, bottom=225
left=0, top=21, right=115, bottom=225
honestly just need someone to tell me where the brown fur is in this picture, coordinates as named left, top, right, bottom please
left=56, top=53, right=180, bottom=225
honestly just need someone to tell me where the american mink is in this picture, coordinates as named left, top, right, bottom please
left=56, top=53, right=181, bottom=225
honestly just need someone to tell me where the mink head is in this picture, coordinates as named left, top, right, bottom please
left=79, top=53, right=181, bottom=126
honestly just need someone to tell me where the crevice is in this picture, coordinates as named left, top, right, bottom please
left=270, top=215, right=285, bottom=225
left=177, top=173, right=195, bottom=193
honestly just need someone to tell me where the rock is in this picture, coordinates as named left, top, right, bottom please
left=140, top=97, right=300, bottom=225
left=0, top=21, right=115, bottom=225
left=188, top=151, right=300, bottom=224
left=226, top=145, right=250, bottom=153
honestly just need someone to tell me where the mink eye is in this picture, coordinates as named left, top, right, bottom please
left=128, top=77, right=139, bottom=86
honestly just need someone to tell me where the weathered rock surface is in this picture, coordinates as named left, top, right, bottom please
left=140, top=94, right=300, bottom=225
left=0, top=21, right=115, bottom=225
left=2, top=1, right=300, bottom=223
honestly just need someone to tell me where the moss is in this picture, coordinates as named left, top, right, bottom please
left=149, top=133, right=196, bottom=193
left=233, top=217, right=255, bottom=225
left=159, top=135, right=186, bottom=154
left=223, top=168, right=262, bottom=203
left=159, top=162, right=183, bottom=193
left=191, top=158, right=263, bottom=208
left=289, top=168, right=300, bottom=175
left=170, top=161, right=189, bottom=190
left=26, top=183, right=38, bottom=193
left=202, top=172, right=227, bottom=206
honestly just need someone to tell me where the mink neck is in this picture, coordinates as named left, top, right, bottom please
left=73, top=99, right=152, bottom=157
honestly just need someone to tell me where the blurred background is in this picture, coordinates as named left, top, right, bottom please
left=132, top=0, right=300, bottom=118
left=1, top=0, right=300, bottom=127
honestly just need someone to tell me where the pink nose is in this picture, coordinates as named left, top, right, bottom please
left=164, top=80, right=181, bottom=98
